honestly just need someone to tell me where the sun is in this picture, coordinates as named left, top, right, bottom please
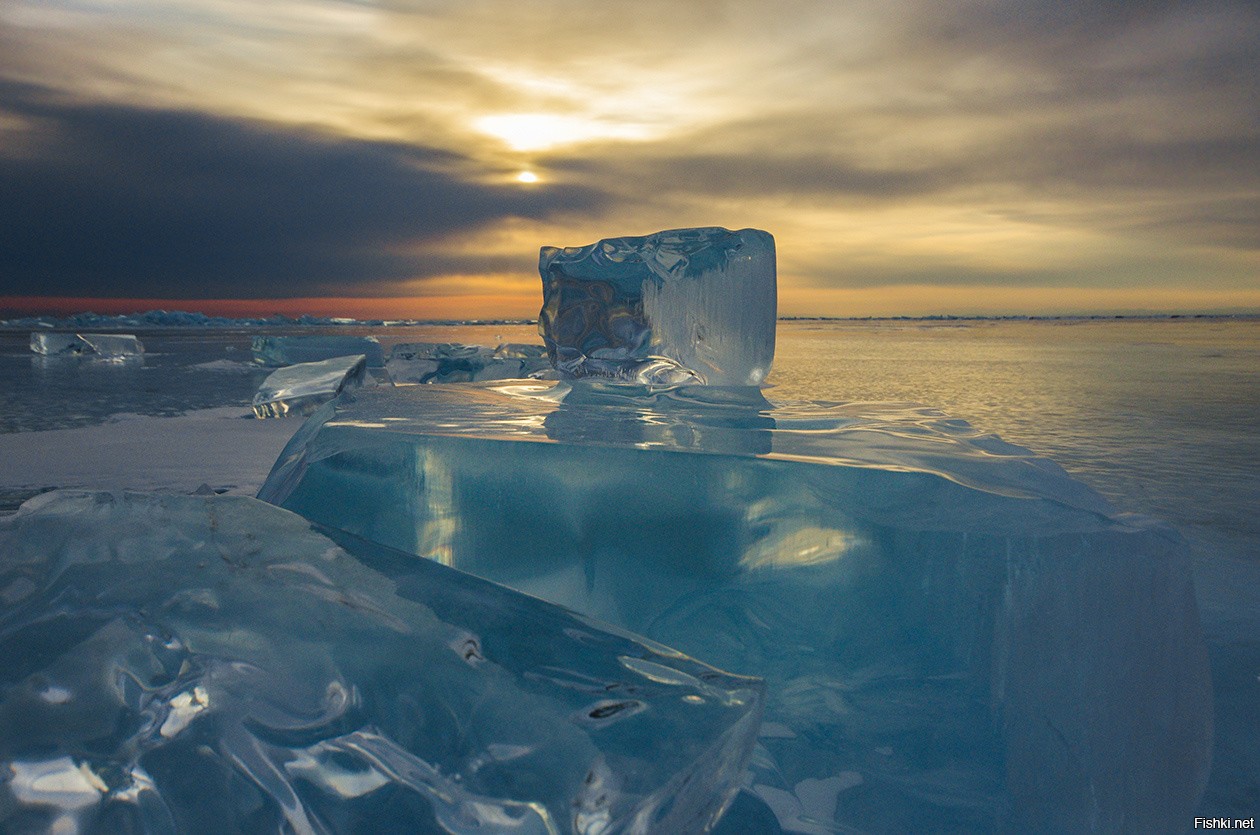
left=515, top=171, right=539, bottom=184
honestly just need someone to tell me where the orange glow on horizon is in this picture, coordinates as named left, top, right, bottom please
left=0, top=294, right=544, bottom=320
left=777, top=285, right=1260, bottom=317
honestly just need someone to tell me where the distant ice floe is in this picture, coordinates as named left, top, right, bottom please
left=30, top=332, right=144, bottom=358
left=251, top=335, right=385, bottom=367
left=189, top=359, right=261, bottom=373
left=386, top=342, right=552, bottom=385
left=5, top=309, right=536, bottom=329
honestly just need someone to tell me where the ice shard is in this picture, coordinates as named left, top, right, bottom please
left=538, top=227, right=776, bottom=385
left=29, top=332, right=144, bottom=357
left=251, top=335, right=384, bottom=367
left=386, top=342, right=551, bottom=385
left=252, top=354, right=368, bottom=418
left=0, top=491, right=763, bottom=834
left=259, top=381, right=1213, bottom=832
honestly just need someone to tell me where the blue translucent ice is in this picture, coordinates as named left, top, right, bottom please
left=260, top=381, right=1213, bottom=832
left=387, top=342, right=551, bottom=385
left=252, top=354, right=368, bottom=418
left=539, top=228, right=776, bottom=385
left=252, top=335, right=384, bottom=368
left=0, top=491, right=763, bottom=833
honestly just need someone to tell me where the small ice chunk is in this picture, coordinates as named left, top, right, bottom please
left=538, top=227, right=776, bottom=385
left=78, top=333, right=144, bottom=357
left=386, top=342, right=551, bottom=385
left=30, top=333, right=90, bottom=355
left=159, top=685, right=210, bottom=738
left=252, top=354, right=367, bottom=418
left=252, top=335, right=384, bottom=367
left=8, top=757, right=106, bottom=811
left=0, top=491, right=763, bottom=833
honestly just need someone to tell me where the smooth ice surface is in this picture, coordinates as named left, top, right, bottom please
left=261, top=381, right=1213, bottom=833
left=538, top=227, right=776, bottom=385
left=252, top=335, right=384, bottom=367
left=252, top=354, right=368, bottom=418
left=387, top=342, right=551, bottom=385
left=0, top=491, right=763, bottom=833
left=29, top=333, right=143, bottom=357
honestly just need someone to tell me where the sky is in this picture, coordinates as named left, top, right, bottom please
left=0, top=0, right=1257, bottom=318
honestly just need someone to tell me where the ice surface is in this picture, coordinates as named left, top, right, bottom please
left=386, top=342, right=551, bottom=385
left=252, top=335, right=384, bottom=367
left=29, top=332, right=144, bottom=357
left=0, top=490, right=763, bottom=833
left=260, top=381, right=1213, bottom=832
left=252, top=354, right=368, bottom=418
left=538, top=227, right=776, bottom=385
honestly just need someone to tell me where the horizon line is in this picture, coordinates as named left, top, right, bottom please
left=4, top=310, right=1259, bottom=328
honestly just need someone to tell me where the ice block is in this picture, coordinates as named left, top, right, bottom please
left=539, top=227, right=776, bottom=385
left=252, top=354, right=368, bottom=418
left=259, top=381, right=1212, bottom=832
left=0, top=491, right=763, bottom=833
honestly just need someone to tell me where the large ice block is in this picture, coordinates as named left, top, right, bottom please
left=259, top=381, right=1213, bottom=833
left=252, top=335, right=384, bottom=367
left=0, top=491, right=763, bottom=834
left=79, top=333, right=144, bottom=358
left=252, top=354, right=368, bottom=418
left=29, top=332, right=89, bottom=355
left=538, top=227, right=776, bottom=385
left=387, top=342, right=552, bottom=385
left=29, top=332, right=144, bottom=357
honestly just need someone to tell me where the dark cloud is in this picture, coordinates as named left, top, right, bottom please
left=0, top=0, right=1255, bottom=308
left=0, top=82, right=608, bottom=298
left=549, top=151, right=955, bottom=200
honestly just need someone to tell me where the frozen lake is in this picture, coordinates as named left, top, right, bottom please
left=0, top=316, right=1256, bottom=819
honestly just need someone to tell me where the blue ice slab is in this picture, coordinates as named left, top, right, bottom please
left=259, top=381, right=1213, bottom=832
left=539, top=228, right=776, bottom=385
left=251, top=335, right=384, bottom=367
left=252, top=354, right=368, bottom=418
left=0, top=491, right=763, bottom=834
left=387, top=342, right=552, bottom=385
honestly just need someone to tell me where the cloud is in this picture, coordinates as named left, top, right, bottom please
left=0, top=82, right=608, bottom=298
left=0, top=0, right=1256, bottom=310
